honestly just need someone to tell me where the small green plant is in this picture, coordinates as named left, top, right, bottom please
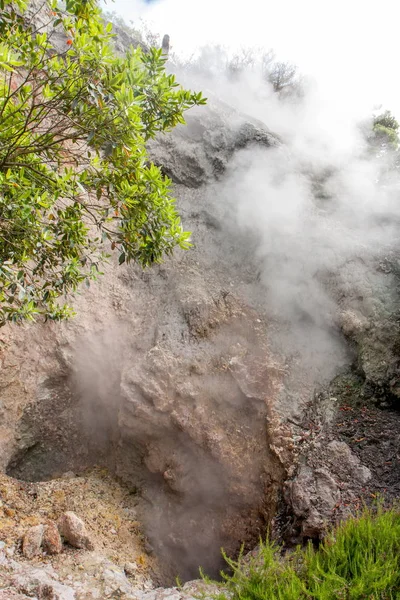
left=210, top=506, right=400, bottom=599
left=0, top=0, right=206, bottom=324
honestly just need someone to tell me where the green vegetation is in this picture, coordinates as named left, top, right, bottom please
left=210, top=506, right=400, bottom=599
left=372, top=110, right=399, bottom=150
left=0, top=0, right=205, bottom=325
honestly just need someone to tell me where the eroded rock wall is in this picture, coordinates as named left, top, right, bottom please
left=0, top=106, right=292, bottom=580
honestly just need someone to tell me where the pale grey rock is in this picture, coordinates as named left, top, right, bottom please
left=124, top=561, right=139, bottom=576
left=0, top=592, right=32, bottom=599
left=326, top=441, right=371, bottom=485
left=287, top=440, right=371, bottom=538
left=102, top=565, right=134, bottom=597
left=288, top=465, right=340, bottom=537
left=130, top=581, right=220, bottom=600
left=10, top=566, right=76, bottom=600
left=148, top=100, right=279, bottom=188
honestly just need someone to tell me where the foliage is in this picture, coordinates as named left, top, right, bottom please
left=372, top=110, right=399, bottom=150
left=374, top=110, right=399, bottom=133
left=0, top=0, right=206, bottom=325
left=210, top=505, right=400, bottom=599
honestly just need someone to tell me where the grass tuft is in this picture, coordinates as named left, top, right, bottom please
left=211, top=505, right=400, bottom=599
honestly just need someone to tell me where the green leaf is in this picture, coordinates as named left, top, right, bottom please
left=0, top=0, right=205, bottom=324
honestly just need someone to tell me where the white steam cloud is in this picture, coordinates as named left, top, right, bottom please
left=104, top=0, right=400, bottom=119
left=87, top=0, right=400, bottom=576
left=161, top=43, right=400, bottom=382
left=100, top=0, right=400, bottom=380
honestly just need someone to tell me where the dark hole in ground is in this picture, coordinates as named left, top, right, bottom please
left=5, top=374, right=281, bottom=585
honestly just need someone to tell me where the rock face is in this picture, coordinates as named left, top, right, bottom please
left=148, top=100, right=279, bottom=188
left=335, top=256, right=400, bottom=403
left=0, top=29, right=392, bottom=583
left=0, top=93, right=289, bottom=581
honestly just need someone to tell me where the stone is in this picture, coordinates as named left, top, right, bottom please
left=102, top=565, right=132, bottom=597
left=327, top=441, right=371, bottom=484
left=124, top=562, right=138, bottom=576
left=43, top=522, right=62, bottom=555
left=314, top=468, right=341, bottom=514
left=10, top=565, right=76, bottom=600
left=286, top=465, right=340, bottom=538
left=58, top=512, right=94, bottom=550
left=339, top=309, right=369, bottom=339
left=147, top=100, right=279, bottom=188
left=0, top=592, right=32, bottom=599
left=22, top=525, right=44, bottom=559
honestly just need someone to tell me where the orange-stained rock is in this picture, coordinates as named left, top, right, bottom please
left=43, top=521, right=62, bottom=555
left=22, top=525, right=44, bottom=559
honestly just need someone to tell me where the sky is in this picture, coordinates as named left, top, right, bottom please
left=102, top=0, right=400, bottom=120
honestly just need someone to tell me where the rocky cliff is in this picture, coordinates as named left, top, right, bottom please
left=0, top=9, right=400, bottom=598
left=0, top=101, right=291, bottom=582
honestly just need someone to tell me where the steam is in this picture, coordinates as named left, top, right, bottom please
left=104, top=0, right=400, bottom=377
left=104, top=0, right=400, bottom=117
left=76, top=1, right=400, bottom=581
left=103, top=0, right=400, bottom=375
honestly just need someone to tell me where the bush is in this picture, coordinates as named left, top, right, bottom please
left=372, top=110, right=399, bottom=150
left=0, top=0, right=205, bottom=324
left=374, top=111, right=399, bottom=133
left=211, top=506, right=400, bottom=599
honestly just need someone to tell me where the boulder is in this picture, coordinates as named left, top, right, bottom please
left=58, top=512, right=94, bottom=550
left=42, top=522, right=62, bottom=555
left=288, top=466, right=340, bottom=538
left=22, top=525, right=44, bottom=559
left=326, top=441, right=371, bottom=485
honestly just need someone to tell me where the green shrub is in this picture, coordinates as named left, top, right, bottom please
left=373, top=111, right=399, bottom=133
left=211, top=506, right=400, bottom=599
left=0, top=0, right=205, bottom=324
left=372, top=110, right=399, bottom=150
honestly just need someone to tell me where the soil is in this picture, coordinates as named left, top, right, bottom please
left=273, top=368, right=400, bottom=546
left=0, top=468, right=157, bottom=584
left=331, top=371, right=400, bottom=505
